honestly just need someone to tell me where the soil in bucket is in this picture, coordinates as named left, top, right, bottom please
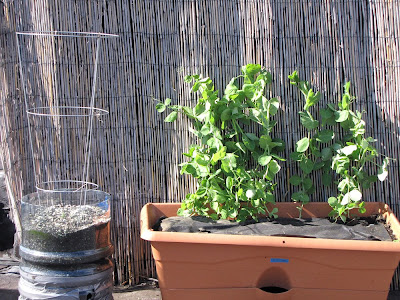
left=22, top=204, right=110, bottom=253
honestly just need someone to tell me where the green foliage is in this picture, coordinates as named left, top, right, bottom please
left=157, top=64, right=284, bottom=222
left=289, top=71, right=391, bottom=221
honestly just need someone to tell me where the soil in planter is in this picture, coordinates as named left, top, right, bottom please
left=22, top=204, right=110, bottom=252
left=155, top=215, right=393, bottom=241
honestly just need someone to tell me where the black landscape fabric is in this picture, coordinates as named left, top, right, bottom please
left=156, top=216, right=392, bottom=241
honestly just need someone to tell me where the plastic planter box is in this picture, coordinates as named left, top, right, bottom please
left=141, top=202, right=400, bottom=300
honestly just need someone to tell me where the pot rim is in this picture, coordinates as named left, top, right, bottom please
left=141, top=202, right=400, bottom=253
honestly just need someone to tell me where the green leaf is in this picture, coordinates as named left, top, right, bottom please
left=242, top=135, right=255, bottom=151
left=265, top=192, right=275, bottom=203
left=200, top=124, right=211, bottom=135
left=257, top=71, right=272, bottom=85
left=332, top=143, right=342, bottom=152
left=289, top=175, right=302, bottom=186
left=164, top=111, right=178, bottom=122
left=211, top=146, right=227, bottom=165
left=313, top=161, right=325, bottom=170
left=300, top=158, right=314, bottom=174
left=358, top=205, right=367, bottom=214
left=207, top=137, right=223, bottom=149
left=290, top=152, right=303, bottom=161
left=169, top=105, right=182, bottom=111
left=224, top=78, right=239, bottom=96
left=195, top=155, right=209, bottom=166
left=321, top=147, right=333, bottom=161
left=271, top=153, right=286, bottom=161
left=316, top=130, right=335, bottom=143
left=221, top=153, right=237, bottom=173
left=259, top=135, right=271, bottom=150
left=340, top=145, right=357, bottom=156
left=269, top=98, right=280, bottom=116
left=328, top=197, right=338, bottom=206
left=220, top=108, right=232, bottom=121
left=180, top=163, right=197, bottom=176
left=164, top=98, right=172, bottom=106
left=335, top=110, right=349, bottom=122
left=196, top=164, right=210, bottom=177
left=296, top=137, right=310, bottom=153
left=245, top=132, right=259, bottom=141
left=327, top=103, right=336, bottom=111
left=361, top=139, right=369, bottom=150
left=305, top=90, right=321, bottom=109
left=361, top=177, right=372, bottom=189
left=226, top=176, right=234, bottom=190
left=211, top=201, right=220, bottom=212
left=242, top=84, right=255, bottom=99
left=271, top=138, right=286, bottom=152
left=288, top=70, right=300, bottom=84
left=195, top=103, right=206, bottom=116
left=320, top=108, right=333, bottom=120
left=303, top=177, right=313, bottom=191
left=378, top=157, right=389, bottom=181
left=196, top=187, right=207, bottom=197
left=266, top=160, right=281, bottom=178
left=258, top=155, right=272, bottom=166
left=291, top=191, right=310, bottom=204
left=344, top=81, right=351, bottom=93
left=211, top=125, right=222, bottom=139
left=220, top=209, right=228, bottom=219
left=322, top=172, right=332, bottom=186
left=182, top=106, right=195, bottom=119
left=299, top=112, right=319, bottom=130
left=337, top=178, right=348, bottom=192
left=184, top=75, right=193, bottom=83
left=242, top=64, right=261, bottom=78
left=235, top=142, right=246, bottom=153
left=341, top=94, right=350, bottom=110
left=156, top=102, right=166, bottom=113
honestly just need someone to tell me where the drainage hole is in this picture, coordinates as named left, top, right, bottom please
left=260, top=286, right=289, bottom=294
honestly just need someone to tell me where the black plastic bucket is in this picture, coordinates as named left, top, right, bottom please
left=18, top=258, right=114, bottom=300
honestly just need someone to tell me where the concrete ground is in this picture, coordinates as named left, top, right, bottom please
left=113, top=288, right=161, bottom=300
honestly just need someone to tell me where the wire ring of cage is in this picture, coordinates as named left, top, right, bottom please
left=16, top=31, right=119, bottom=39
left=26, top=106, right=109, bottom=118
left=36, top=180, right=99, bottom=193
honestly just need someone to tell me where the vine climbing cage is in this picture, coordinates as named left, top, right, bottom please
left=16, top=31, right=118, bottom=300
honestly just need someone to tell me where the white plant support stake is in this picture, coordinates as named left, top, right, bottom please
left=81, top=37, right=101, bottom=205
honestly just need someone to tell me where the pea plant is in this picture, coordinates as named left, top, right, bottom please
left=287, top=71, right=326, bottom=217
left=156, top=64, right=284, bottom=222
left=288, top=71, right=391, bottom=222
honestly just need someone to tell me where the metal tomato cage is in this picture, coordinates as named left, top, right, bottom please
left=16, top=31, right=118, bottom=300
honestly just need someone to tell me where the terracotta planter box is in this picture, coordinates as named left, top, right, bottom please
left=141, top=202, right=400, bottom=300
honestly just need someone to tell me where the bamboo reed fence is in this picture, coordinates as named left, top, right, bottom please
left=0, top=0, right=399, bottom=288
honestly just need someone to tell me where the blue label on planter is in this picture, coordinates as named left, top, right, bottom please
left=270, top=258, right=289, bottom=263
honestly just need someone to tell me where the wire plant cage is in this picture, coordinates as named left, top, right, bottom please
left=16, top=31, right=117, bottom=197
left=16, top=31, right=118, bottom=300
